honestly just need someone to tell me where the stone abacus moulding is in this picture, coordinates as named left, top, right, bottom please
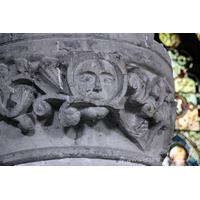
left=0, top=33, right=176, bottom=166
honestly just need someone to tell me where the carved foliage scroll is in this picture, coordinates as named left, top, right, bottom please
left=0, top=53, right=176, bottom=150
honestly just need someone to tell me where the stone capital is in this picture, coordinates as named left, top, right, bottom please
left=0, top=33, right=176, bottom=165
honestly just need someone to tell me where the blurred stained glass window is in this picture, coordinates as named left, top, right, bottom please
left=196, top=33, right=200, bottom=41
left=159, top=33, right=200, bottom=165
left=159, top=33, right=181, bottom=50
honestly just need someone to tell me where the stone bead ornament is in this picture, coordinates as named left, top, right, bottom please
left=0, top=33, right=176, bottom=166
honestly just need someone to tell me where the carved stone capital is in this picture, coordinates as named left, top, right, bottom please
left=0, top=33, right=176, bottom=166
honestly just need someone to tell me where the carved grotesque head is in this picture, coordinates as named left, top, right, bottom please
left=74, top=59, right=121, bottom=101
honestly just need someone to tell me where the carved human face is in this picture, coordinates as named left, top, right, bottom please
left=74, top=60, right=119, bottom=100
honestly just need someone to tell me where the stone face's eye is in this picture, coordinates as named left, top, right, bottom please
left=80, top=74, right=94, bottom=83
left=100, top=74, right=115, bottom=83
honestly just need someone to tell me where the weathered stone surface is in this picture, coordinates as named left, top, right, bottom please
left=16, top=158, right=145, bottom=166
left=0, top=33, right=176, bottom=166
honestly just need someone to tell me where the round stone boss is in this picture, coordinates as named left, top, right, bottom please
left=67, top=55, right=127, bottom=107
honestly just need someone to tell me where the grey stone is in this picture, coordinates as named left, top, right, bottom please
left=16, top=158, right=145, bottom=166
left=0, top=33, right=176, bottom=166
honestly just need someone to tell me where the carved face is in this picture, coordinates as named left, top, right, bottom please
left=74, top=60, right=119, bottom=100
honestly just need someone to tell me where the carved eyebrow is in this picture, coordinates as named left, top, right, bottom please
left=78, top=71, right=96, bottom=76
left=100, top=72, right=114, bottom=77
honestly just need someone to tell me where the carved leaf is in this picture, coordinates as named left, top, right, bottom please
left=59, top=106, right=81, bottom=127
left=128, top=68, right=152, bottom=105
left=14, top=114, right=35, bottom=136
left=14, top=58, right=32, bottom=73
left=119, top=110, right=149, bottom=138
left=33, top=100, right=52, bottom=117
left=38, top=57, right=63, bottom=91
left=0, top=83, right=34, bottom=118
left=0, top=79, right=15, bottom=107
left=0, top=63, right=9, bottom=80
left=80, top=107, right=109, bottom=120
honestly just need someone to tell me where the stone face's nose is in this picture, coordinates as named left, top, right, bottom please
left=93, top=77, right=102, bottom=92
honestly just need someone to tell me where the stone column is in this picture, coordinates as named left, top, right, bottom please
left=0, top=33, right=176, bottom=166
